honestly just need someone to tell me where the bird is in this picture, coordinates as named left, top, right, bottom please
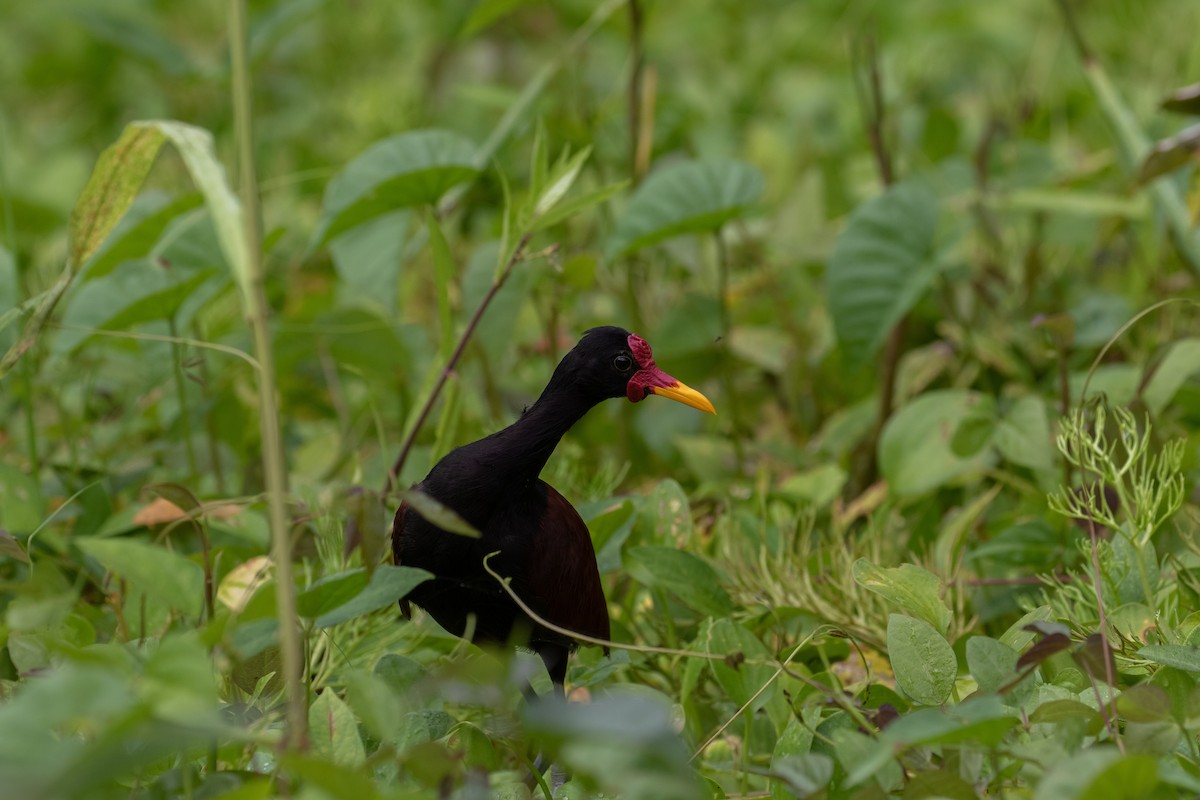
left=391, top=325, right=715, bottom=697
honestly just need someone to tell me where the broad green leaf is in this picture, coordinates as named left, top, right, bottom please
left=77, top=537, right=204, bottom=617
left=134, top=121, right=250, bottom=301
left=995, top=395, right=1054, bottom=471
left=142, top=632, right=219, bottom=720
left=886, top=614, right=956, bottom=705
left=873, top=697, right=1016, bottom=752
left=827, top=181, right=940, bottom=362
left=1034, top=748, right=1159, bottom=800
left=1139, top=644, right=1200, bottom=673
left=705, top=619, right=776, bottom=711
left=1029, top=699, right=1104, bottom=734
left=308, top=690, right=366, bottom=767
left=329, top=210, right=409, bottom=315
left=1116, top=684, right=1172, bottom=722
left=607, top=159, right=763, bottom=257
left=68, top=123, right=168, bottom=267
left=343, top=669, right=404, bottom=743
left=0, top=463, right=45, bottom=534
left=314, top=565, right=432, bottom=628
left=852, top=559, right=952, bottom=635
left=772, top=754, right=833, bottom=798
left=624, top=545, right=732, bottom=617
left=282, top=754, right=382, bottom=800
left=879, top=390, right=994, bottom=496
left=1142, top=338, right=1200, bottom=415
left=770, top=710, right=821, bottom=800
left=296, top=569, right=369, bottom=618
left=777, top=463, right=847, bottom=508
left=318, top=130, right=478, bottom=243
left=966, top=636, right=1019, bottom=694
left=522, top=687, right=700, bottom=799
left=81, top=194, right=204, bottom=281
left=54, top=259, right=217, bottom=353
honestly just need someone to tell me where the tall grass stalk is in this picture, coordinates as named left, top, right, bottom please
left=229, top=0, right=307, bottom=751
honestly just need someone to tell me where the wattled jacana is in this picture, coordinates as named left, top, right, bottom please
left=391, top=326, right=715, bottom=695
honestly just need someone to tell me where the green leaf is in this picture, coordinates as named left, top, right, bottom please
left=607, top=159, right=763, bottom=257
left=772, top=754, right=833, bottom=798
left=530, top=179, right=628, bottom=232
left=0, top=529, right=29, bottom=565
left=329, top=210, right=409, bottom=315
left=1139, top=644, right=1200, bottom=673
left=318, top=130, right=478, bottom=244
left=886, top=614, right=956, bottom=705
left=1034, top=748, right=1159, bottom=800
left=852, top=559, right=952, bottom=635
left=624, top=545, right=732, bottom=617
left=133, top=121, right=251, bottom=302
left=296, top=569, right=368, bottom=619
left=282, top=754, right=381, bottom=800
left=0, top=462, right=45, bottom=534
left=77, top=537, right=204, bottom=617
left=398, top=488, right=481, bottom=538
left=314, top=565, right=432, bottom=628
left=69, top=124, right=168, bottom=267
left=1143, top=338, right=1200, bottom=415
left=308, top=690, right=366, bottom=767
left=705, top=619, right=776, bottom=711
left=532, top=146, right=591, bottom=220
left=879, top=390, right=995, bottom=496
left=82, top=194, right=205, bottom=281
left=777, top=463, right=847, bottom=508
left=966, top=636, right=1019, bottom=695
left=770, top=709, right=821, bottom=800
left=827, top=181, right=940, bottom=362
left=54, top=259, right=217, bottom=353
left=995, top=395, right=1054, bottom=471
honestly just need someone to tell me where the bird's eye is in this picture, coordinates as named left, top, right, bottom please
left=613, top=353, right=633, bottom=372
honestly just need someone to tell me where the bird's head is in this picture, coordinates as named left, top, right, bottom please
left=563, top=326, right=716, bottom=414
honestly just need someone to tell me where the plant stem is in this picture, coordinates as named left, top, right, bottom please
left=229, top=0, right=307, bottom=753
left=384, top=232, right=533, bottom=496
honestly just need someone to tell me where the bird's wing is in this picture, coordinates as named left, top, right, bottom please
left=527, top=481, right=611, bottom=645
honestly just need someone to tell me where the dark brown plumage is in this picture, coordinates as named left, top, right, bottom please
left=391, top=326, right=714, bottom=693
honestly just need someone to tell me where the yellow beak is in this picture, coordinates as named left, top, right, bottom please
left=649, top=380, right=717, bottom=415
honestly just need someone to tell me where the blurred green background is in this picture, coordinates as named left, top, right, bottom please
left=3, top=1, right=1200, bottom=798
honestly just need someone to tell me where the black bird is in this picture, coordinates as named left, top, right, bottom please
left=392, top=326, right=715, bottom=694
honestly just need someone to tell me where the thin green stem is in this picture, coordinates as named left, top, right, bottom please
left=384, top=232, right=533, bottom=497
left=229, top=0, right=307, bottom=753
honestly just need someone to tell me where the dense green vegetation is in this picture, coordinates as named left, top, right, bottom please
left=4, top=0, right=1200, bottom=797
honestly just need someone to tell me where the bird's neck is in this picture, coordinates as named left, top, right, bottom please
left=492, top=383, right=597, bottom=479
